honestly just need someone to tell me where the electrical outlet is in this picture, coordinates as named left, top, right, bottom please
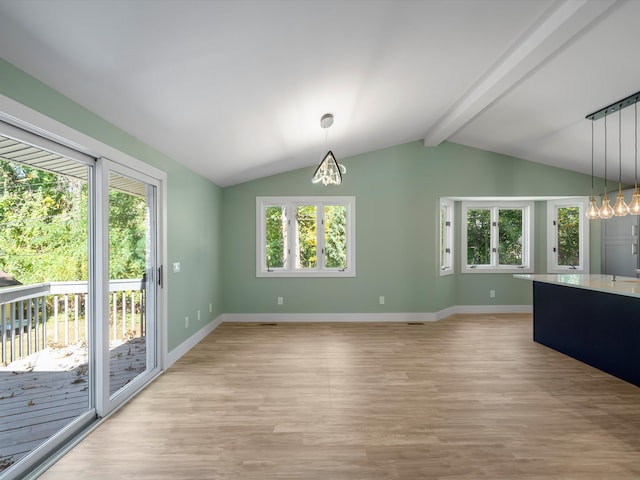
left=185, top=316, right=189, bottom=328
left=172, top=262, right=181, bottom=273
left=490, top=290, right=496, bottom=298
left=209, top=303, right=213, bottom=313
left=197, top=310, right=201, bottom=321
left=379, top=296, right=385, bottom=305
left=277, top=296, right=284, bottom=305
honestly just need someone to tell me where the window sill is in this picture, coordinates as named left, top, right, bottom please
left=257, top=269, right=356, bottom=278
left=463, top=266, right=533, bottom=274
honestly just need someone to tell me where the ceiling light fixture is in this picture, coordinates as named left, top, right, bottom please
left=599, top=113, right=614, bottom=219
left=586, top=119, right=600, bottom=219
left=586, top=90, right=640, bottom=220
left=312, top=113, right=345, bottom=186
left=613, top=108, right=630, bottom=216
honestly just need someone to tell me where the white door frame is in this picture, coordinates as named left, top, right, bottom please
left=95, top=158, right=165, bottom=416
left=0, top=93, right=168, bottom=410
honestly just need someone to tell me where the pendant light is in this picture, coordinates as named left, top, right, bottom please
left=312, top=113, right=346, bottom=186
left=599, top=111, right=614, bottom=219
left=629, top=101, right=640, bottom=214
left=613, top=108, right=629, bottom=216
left=586, top=90, right=640, bottom=221
left=586, top=119, right=600, bottom=219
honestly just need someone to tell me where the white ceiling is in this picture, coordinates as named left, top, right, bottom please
left=0, top=0, right=638, bottom=187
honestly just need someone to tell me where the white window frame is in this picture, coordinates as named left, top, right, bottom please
left=461, top=201, right=534, bottom=273
left=547, top=197, right=589, bottom=273
left=256, top=196, right=356, bottom=277
left=439, top=198, right=454, bottom=276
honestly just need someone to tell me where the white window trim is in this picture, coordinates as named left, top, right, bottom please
left=256, top=196, right=356, bottom=277
left=546, top=197, right=589, bottom=274
left=439, top=198, right=454, bottom=276
left=461, top=201, right=534, bottom=274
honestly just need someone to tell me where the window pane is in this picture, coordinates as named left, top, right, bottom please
left=498, top=209, right=523, bottom=265
left=324, top=205, right=347, bottom=269
left=557, top=206, right=580, bottom=266
left=0, top=150, right=92, bottom=470
left=296, top=205, right=317, bottom=269
left=265, top=206, right=286, bottom=268
left=467, top=209, right=491, bottom=265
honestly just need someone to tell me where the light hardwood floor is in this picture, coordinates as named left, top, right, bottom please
left=39, top=315, right=640, bottom=479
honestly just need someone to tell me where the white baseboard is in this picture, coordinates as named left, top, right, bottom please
left=223, top=312, right=437, bottom=323
left=165, top=314, right=224, bottom=369
left=223, top=305, right=532, bottom=324
left=450, top=304, right=532, bottom=314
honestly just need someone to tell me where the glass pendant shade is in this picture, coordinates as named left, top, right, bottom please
left=312, top=150, right=343, bottom=185
left=629, top=186, right=640, bottom=215
left=586, top=196, right=600, bottom=219
left=599, top=193, right=614, bottom=219
left=613, top=189, right=629, bottom=216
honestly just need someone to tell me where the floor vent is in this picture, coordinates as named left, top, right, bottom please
left=407, top=322, right=425, bottom=325
left=260, top=323, right=278, bottom=326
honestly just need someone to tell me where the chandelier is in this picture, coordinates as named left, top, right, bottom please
left=586, top=91, right=640, bottom=219
left=312, top=113, right=346, bottom=185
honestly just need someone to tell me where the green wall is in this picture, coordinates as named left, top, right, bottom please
left=223, top=141, right=604, bottom=314
left=0, top=56, right=608, bottom=325
left=0, top=58, right=223, bottom=351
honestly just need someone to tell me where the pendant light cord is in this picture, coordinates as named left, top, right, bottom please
left=591, top=119, right=595, bottom=195
left=636, top=101, right=638, bottom=189
left=619, top=108, right=623, bottom=188
left=604, top=111, right=608, bottom=193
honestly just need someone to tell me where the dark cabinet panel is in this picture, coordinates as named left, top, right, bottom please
left=601, top=190, right=640, bottom=277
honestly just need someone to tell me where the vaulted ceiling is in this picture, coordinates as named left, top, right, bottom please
left=0, top=0, right=638, bottom=187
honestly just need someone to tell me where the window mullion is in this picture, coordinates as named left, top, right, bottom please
left=317, top=204, right=325, bottom=271
left=491, top=208, right=498, bottom=267
left=286, top=203, right=294, bottom=271
left=553, top=208, right=559, bottom=269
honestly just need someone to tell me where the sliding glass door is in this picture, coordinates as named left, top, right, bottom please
left=97, top=160, right=161, bottom=416
left=0, top=122, right=165, bottom=479
left=0, top=126, right=96, bottom=478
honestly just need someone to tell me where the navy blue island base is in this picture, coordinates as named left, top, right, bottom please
left=533, top=280, right=640, bottom=388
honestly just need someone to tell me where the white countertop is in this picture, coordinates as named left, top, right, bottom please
left=514, top=274, right=640, bottom=299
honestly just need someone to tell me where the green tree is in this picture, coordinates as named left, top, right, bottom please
left=498, top=209, right=523, bottom=265
left=265, top=206, right=285, bottom=268
left=0, top=159, right=147, bottom=284
left=324, top=205, right=346, bottom=268
left=108, top=189, right=147, bottom=279
left=0, top=161, right=87, bottom=283
left=466, top=208, right=523, bottom=266
left=467, top=209, right=491, bottom=265
left=296, top=206, right=316, bottom=268
left=557, top=206, right=580, bottom=266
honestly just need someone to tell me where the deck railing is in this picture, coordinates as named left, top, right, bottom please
left=0, top=279, right=144, bottom=365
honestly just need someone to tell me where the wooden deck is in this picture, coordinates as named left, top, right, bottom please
left=0, top=337, right=146, bottom=471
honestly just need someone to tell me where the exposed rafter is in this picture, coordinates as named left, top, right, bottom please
left=423, top=0, right=621, bottom=147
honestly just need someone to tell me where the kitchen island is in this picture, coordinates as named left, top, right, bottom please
left=515, top=274, right=640, bottom=388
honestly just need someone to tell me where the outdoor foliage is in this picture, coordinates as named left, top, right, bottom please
left=324, top=205, right=347, bottom=268
left=498, top=209, right=523, bottom=265
left=0, top=159, right=146, bottom=284
left=466, top=208, right=523, bottom=265
left=557, top=206, right=580, bottom=266
left=265, top=206, right=285, bottom=268
left=296, top=206, right=317, bottom=268
left=107, top=187, right=147, bottom=279
left=467, top=209, right=491, bottom=265
left=264, top=204, right=347, bottom=270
